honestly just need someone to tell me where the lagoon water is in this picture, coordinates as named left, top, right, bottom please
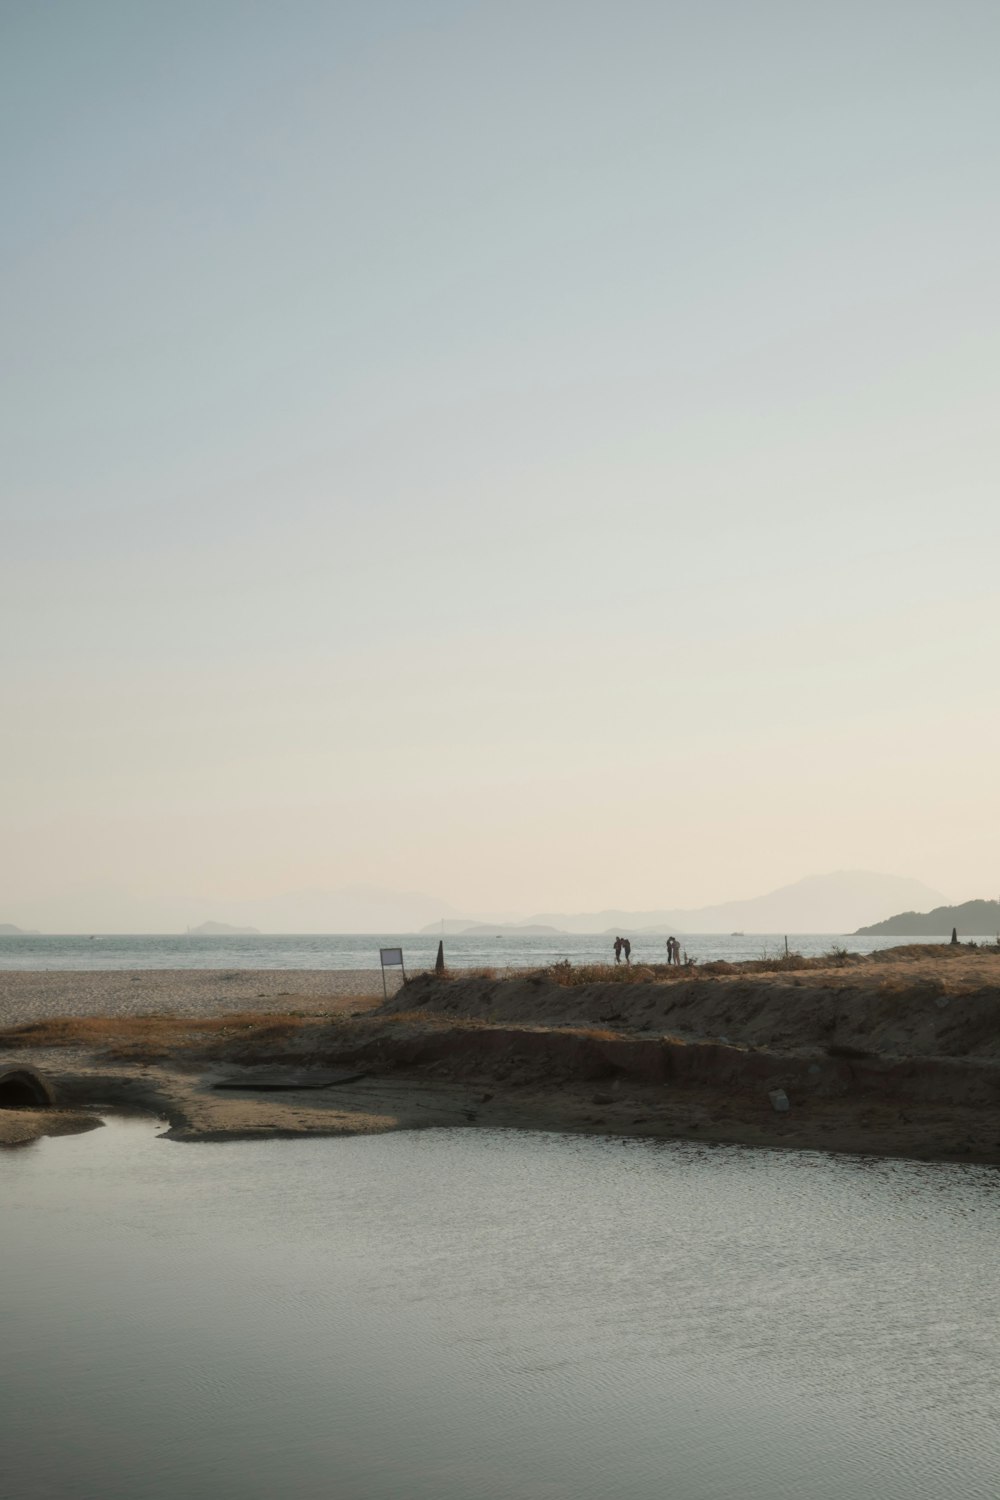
left=2, top=1120, right=999, bottom=1500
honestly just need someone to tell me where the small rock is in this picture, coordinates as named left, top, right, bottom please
left=768, top=1089, right=790, bottom=1113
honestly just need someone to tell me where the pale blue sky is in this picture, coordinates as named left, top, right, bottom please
left=3, top=2, right=998, bottom=928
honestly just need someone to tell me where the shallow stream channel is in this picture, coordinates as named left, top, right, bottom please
left=2, top=1119, right=998, bottom=1500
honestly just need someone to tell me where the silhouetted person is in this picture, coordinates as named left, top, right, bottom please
left=623, top=937, right=631, bottom=966
left=613, top=936, right=623, bottom=964
left=667, top=936, right=680, bottom=966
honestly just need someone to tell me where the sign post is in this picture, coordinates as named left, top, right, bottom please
left=379, top=946, right=406, bottom=1001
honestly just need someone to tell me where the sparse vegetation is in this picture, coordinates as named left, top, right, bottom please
left=545, top=961, right=667, bottom=987
left=0, top=1012, right=315, bottom=1054
left=753, top=944, right=810, bottom=970
left=402, top=965, right=499, bottom=986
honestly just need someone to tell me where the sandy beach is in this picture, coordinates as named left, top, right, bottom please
left=0, top=967, right=393, bottom=1029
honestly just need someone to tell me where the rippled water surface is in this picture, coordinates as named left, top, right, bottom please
left=2, top=1121, right=999, bottom=1500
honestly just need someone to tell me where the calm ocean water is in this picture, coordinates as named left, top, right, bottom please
left=0, top=931, right=984, bottom=972
left=2, top=1120, right=998, bottom=1500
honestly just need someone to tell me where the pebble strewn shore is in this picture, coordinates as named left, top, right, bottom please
left=0, top=969, right=396, bottom=1027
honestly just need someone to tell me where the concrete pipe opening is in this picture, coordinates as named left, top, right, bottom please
left=0, top=1067, right=55, bottom=1108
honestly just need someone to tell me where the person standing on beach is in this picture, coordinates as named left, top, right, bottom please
left=622, top=937, right=631, bottom=966
left=667, top=936, right=679, bottom=965
left=613, top=936, right=623, bottom=964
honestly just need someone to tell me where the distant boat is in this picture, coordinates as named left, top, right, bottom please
left=730, top=931, right=744, bottom=936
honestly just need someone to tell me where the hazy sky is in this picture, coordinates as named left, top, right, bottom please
left=3, top=1, right=999, bottom=929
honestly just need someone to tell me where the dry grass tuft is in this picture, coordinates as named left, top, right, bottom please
left=870, top=942, right=1000, bottom=963
left=546, top=961, right=671, bottom=987
left=0, top=1011, right=315, bottom=1054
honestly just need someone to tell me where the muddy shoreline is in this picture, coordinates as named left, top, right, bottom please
left=2, top=945, right=999, bottom=1162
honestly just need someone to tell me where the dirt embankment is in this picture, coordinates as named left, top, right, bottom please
left=387, top=945, right=1000, bottom=1060
left=2, top=946, right=998, bottom=1160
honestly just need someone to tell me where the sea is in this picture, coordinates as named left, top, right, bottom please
left=0, top=930, right=990, bottom=972
left=2, top=1120, right=998, bottom=1500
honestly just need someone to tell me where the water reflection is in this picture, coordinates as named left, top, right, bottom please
left=1, top=1121, right=998, bottom=1500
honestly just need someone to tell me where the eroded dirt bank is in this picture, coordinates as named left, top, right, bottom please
left=2, top=945, right=998, bottom=1160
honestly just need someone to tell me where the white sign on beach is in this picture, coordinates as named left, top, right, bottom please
left=378, top=946, right=406, bottom=1000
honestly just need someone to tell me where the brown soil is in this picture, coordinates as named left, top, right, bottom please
left=2, top=945, right=998, bottom=1161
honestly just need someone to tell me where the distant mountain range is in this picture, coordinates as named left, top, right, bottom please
left=421, top=922, right=563, bottom=936
left=0, top=923, right=37, bottom=935
left=855, top=899, right=1000, bottom=937
left=7, top=871, right=954, bottom=936
left=211, top=884, right=472, bottom=934
left=420, top=872, right=949, bottom=936
left=173, top=871, right=948, bottom=937
left=186, top=921, right=260, bottom=936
